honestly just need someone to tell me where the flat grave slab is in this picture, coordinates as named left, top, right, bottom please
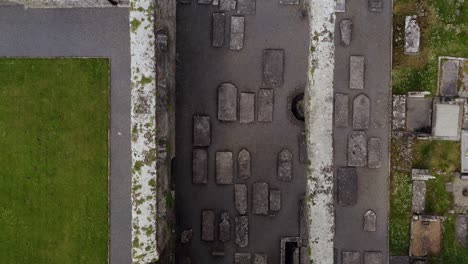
left=269, top=189, right=281, bottom=212
left=254, top=254, right=268, bottom=264
left=235, top=216, right=249, bottom=247
left=181, top=229, right=193, bottom=243
left=240, top=92, right=255, bottom=123
left=412, top=180, right=426, bottom=214
left=298, top=133, right=308, bottom=163
left=220, top=0, right=236, bottom=10
left=364, top=251, right=383, bottom=264
left=363, top=210, right=377, bottom=232
left=263, top=49, right=284, bottom=88
left=353, top=94, right=370, bottom=129
left=212, top=13, right=225, bottom=48
left=201, top=210, right=215, bottom=241
left=368, top=137, right=381, bottom=169
left=219, top=211, right=231, bottom=242
left=335, top=0, right=346, bottom=12
left=389, top=256, right=409, bottom=264
left=235, top=253, right=252, bottom=264
left=238, top=149, right=251, bottom=179
left=335, top=93, right=349, bottom=127
left=350, top=56, right=365, bottom=90
left=198, top=0, right=213, bottom=4
left=279, top=0, right=299, bottom=4
left=258, top=88, right=274, bottom=122
left=404, top=15, right=420, bottom=54
left=218, top=83, right=237, bottom=121
left=192, top=149, right=208, bottom=184
left=278, top=149, right=293, bottom=181
left=235, top=184, right=248, bottom=215
left=230, top=16, right=245, bottom=50
left=236, top=0, right=255, bottom=15
left=406, top=96, right=432, bottom=132
left=368, top=0, right=383, bottom=12
left=440, top=59, right=459, bottom=97
left=337, top=167, right=358, bottom=206
left=216, top=151, right=234, bottom=184
left=193, top=115, right=210, bottom=146
left=253, top=182, right=269, bottom=215
left=456, top=215, right=467, bottom=247
left=392, top=95, right=407, bottom=131
left=348, top=131, right=367, bottom=167
left=342, top=251, right=361, bottom=264
left=340, top=19, right=352, bottom=46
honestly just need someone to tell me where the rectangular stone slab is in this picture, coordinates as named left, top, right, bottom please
left=230, top=16, right=245, bottom=50
left=350, top=56, right=364, bottom=90
left=369, top=0, right=383, bottom=12
left=235, top=253, right=252, bottom=264
left=279, top=0, right=299, bottom=4
left=218, top=83, right=237, bottom=121
left=201, top=210, right=215, bottom=241
left=240, top=92, right=255, bottom=123
left=198, top=0, right=213, bottom=4
left=192, top=149, right=208, bottom=184
left=235, top=216, right=249, bottom=247
left=263, top=49, right=284, bottom=87
left=364, top=251, right=383, bottom=264
left=348, top=131, right=367, bottom=167
left=342, top=251, right=361, bottom=264
left=254, top=254, right=268, bottom=264
left=440, top=60, right=459, bottom=97
left=236, top=0, right=255, bottom=15
left=269, top=189, right=281, bottom=212
left=258, top=88, right=274, bottom=122
left=412, top=180, right=426, bottom=214
left=335, top=93, right=349, bottom=127
left=193, top=115, right=210, bottom=146
left=252, top=182, right=269, bottom=215
left=337, top=167, right=358, bottom=206
left=220, top=0, right=236, bottom=10
left=298, top=133, right=308, bottom=163
left=212, top=13, right=225, bottom=48
left=335, top=0, right=345, bottom=12
left=368, top=137, right=381, bottom=169
left=235, top=184, right=248, bottom=215
left=219, top=212, right=231, bottom=242
left=216, top=151, right=233, bottom=184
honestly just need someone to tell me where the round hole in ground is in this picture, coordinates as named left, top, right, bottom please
left=291, top=93, right=305, bottom=122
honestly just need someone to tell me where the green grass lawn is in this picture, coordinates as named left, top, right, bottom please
left=0, top=58, right=109, bottom=264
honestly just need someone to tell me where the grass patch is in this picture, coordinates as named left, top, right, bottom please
left=412, top=140, right=460, bottom=176
left=429, top=215, right=468, bottom=263
left=389, top=171, right=413, bottom=255
left=0, top=58, right=109, bottom=264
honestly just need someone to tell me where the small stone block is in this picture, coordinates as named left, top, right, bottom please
left=235, top=216, right=249, bottom=247
left=219, top=211, right=231, bottom=242
left=240, top=92, right=255, bottom=123
left=263, top=49, right=284, bottom=88
left=279, top=0, right=298, bottom=4
left=254, top=254, right=268, bottom=264
left=216, top=151, right=233, bottom=184
left=235, top=184, right=248, bottom=215
left=368, top=137, right=381, bottom=169
left=348, top=131, right=368, bottom=167
left=350, top=56, right=365, bottom=90
left=353, top=93, right=370, bottom=129
left=340, top=19, right=352, bottom=46
left=278, top=149, right=293, bottom=181
left=412, top=180, right=426, bottom=214
left=342, top=251, right=361, bottom=264
left=198, top=0, right=213, bottom=4
left=258, top=88, right=274, bottom=122
left=389, top=256, right=410, bottom=264
left=236, top=0, right=255, bottom=15
left=298, top=133, right=308, bottom=163
left=335, top=93, right=349, bottom=127
left=364, top=251, right=383, bottom=264
left=201, top=210, right=215, bottom=241
left=363, top=210, right=377, bottom=232
left=193, top=115, right=210, bottom=146
left=253, top=182, right=269, bottom=215
left=368, top=0, right=383, bottom=12
left=220, top=0, right=236, bottom=10
left=235, top=253, right=252, bottom=264
left=337, top=167, right=358, bottom=206
left=212, top=13, right=225, bottom=48
left=269, top=189, right=281, bottom=212
left=192, top=149, right=208, bottom=184
left=181, top=229, right=193, bottom=243
left=238, top=149, right=251, bottom=179
left=230, top=16, right=245, bottom=50
left=218, top=83, right=238, bottom=121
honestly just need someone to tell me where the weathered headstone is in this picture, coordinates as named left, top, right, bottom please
left=192, top=149, right=208, bottom=184
left=220, top=0, right=236, bottom=10
left=368, top=0, right=383, bottom=12
left=181, top=229, right=193, bottom=243
left=368, top=137, right=381, bottom=169
left=202, top=210, right=215, bottom=241
left=258, top=88, right=274, bottom=122
left=348, top=131, right=368, bottom=167
left=219, top=211, right=231, bottom=242
left=238, top=149, right=251, bottom=179
left=364, top=210, right=377, bottom=232
left=269, top=189, right=281, bottom=212
left=342, top=251, right=361, bottom=264
left=364, top=251, right=383, bottom=264
left=235, top=216, right=249, bottom=247
left=340, top=19, right=352, bottom=46
left=253, top=182, right=269, bottom=215
left=240, top=92, right=255, bottom=123
left=298, top=133, right=308, bottom=163
left=440, top=60, right=459, bottom=97
left=404, top=16, right=420, bottom=54
left=235, top=184, right=248, bottom=215
left=337, top=167, right=358, bottom=206
left=236, top=0, right=255, bottom=15
left=392, top=95, right=407, bottom=131
left=412, top=180, right=426, bottom=214
left=230, top=16, right=245, bottom=50
left=456, top=214, right=467, bottom=247
left=263, top=49, right=284, bottom=88
left=218, top=83, right=237, bottom=121
left=254, top=254, right=268, bottom=264
left=235, top=253, right=252, bottom=264
left=278, top=149, right=293, bottom=181
left=335, top=93, right=349, bottom=127
left=216, top=151, right=233, bottom=184
left=279, top=0, right=298, bottom=4
left=350, top=56, right=365, bottom=90
left=353, top=94, right=370, bottom=129
left=212, top=13, right=225, bottom=48
left=193, top=115, right=210, bottom=146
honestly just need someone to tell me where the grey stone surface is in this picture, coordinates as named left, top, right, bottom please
left=406, top=97, right=432, bottom=132
left=181, top=229, right=193, bottom=243
left=364, top=210, right=377, bottom=232
left=404, top=16, right=420, bottom=54
left=364, top=251, right=383, bottom=264
left=348, top=131, right=368, bottom=167
left=219, top=211, right=231, bottom=242
left=258, top=88, right=274, bottom=122
left=240, top=92, right=255, bottom=123
left=235, top=253, right=252, bottom=264
left=432, top=102, right=462, bottom=140
left=368, top=137, right=382, bottom=169
left=392, top=95, right=407, bottom=131
left=198, top=0, right=213, bottom=4
left=220, top=0, right=236, bottom=10
left=446, top=182, right=453, bottom=192
left=389, top=256, right=410, bottom=264
left=278, top=149, right=293, bottom=181
left=279, top=0, right=298, bottom=4
left=340, top=19, right=352, bottom=46
left=192, top=149, right=208, bottom=184
left=236, top=0, right=255, bottom=15
left=218, top=83, right=237, bottom=121
left=440, top=60, right=460, bottom=97
left=263, top=49, right=284, bottom=88
left=350, top=56, right=365, bottom=90
left=335, top=93, right=349, bottom=127
left=368, top=0, right=383, bottom=12
left=342, top=251, right=361, bottom=264
left=298, top=133, right=308, bottom=163
left=253, top=182, right=269, bottom=215
left=254, top=253, right=268, bottom=264
left=235, top=184, right=248, bottom=215
left=454, top=175, right=468, bottom=209
left=353, top=94, right=370, bottom=129
left=202, top=210, right=215, bottom=241
left=337, top=167, right=358, bottom=206
left=212, top=12, right=225, bottom=48
left=336, top=0, right=346, bottom=12
left=269, top=189, right=281, bottom=212
left=238, top=148, right=251, bottom=179
left=412, top=180, right=426, bottom=214
left=193, top=115, right=211, bottom=146
left=216, top=151, right=233, bottom=184
left=230, top=16, right=245, bottom=50
left=235, top=216, right=249, bottom=247
left=456, top=214, right=467, bottom=247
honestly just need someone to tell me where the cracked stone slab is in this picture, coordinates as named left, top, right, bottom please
left=240, top=92, right=255, bottom=123
left=212, top=13, right=225, bottom=48
left=253, top=182, right=269, bottom=215
left=235, top=253, right=252, bottom=264
left=363, top=210, right=377, bottom=232
left=350, top=56, right=365, bottom=90
left=412, top=180, right=426, bottom=214
left=236, top=0, right=255, bottom=15
left=368, top=137, right=381, bottom=169
left=193, top=115, right=211, bottom=146
left=298, top=133, right=308, bottom=163
left=335, top=93, right=349, bottom=127
left=440, top=60, right=460, bottom=97
left=219, top=211, right=231, bottom=242
left=235, top=216, right=249, bottom=247
left=254, top=254, right=268, bottom=264
left=216, top=151, right=233, bottom=184
left=364, top=251, right=383, bottom=264
left=348, top=131, right=368, bottom=167
left=258, top=88, right=274, bottom=122
left=218, top=83, right=237, bottom=121
left=263, top=49, right=284, bottom=88
left=404, top=15, right=420, bottom=54
left=220, top=0, right=236, bottom=10
left=238, top=149, right=251, bottom=179
left=342, top=251, right=361, bottom=264
left=230, top=16, right=245, bottom=50
left=235, top=184, right=248, bottom=215
left=340, top=19, right=352, bottom=46
left=192, top=149, right=208, bottom=184
left=278, top=149, right=293, bottom=181
left=279, top=0, right=298, bottom=4
left=337, top=167, right=358, bottom=206
left=269, top=189, right=281, bottom=212
left=201, top=210, right=215, bottom=241
left=368, top=0, right=383, bottom=12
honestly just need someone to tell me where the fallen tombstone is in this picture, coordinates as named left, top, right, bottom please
left=337, top=167, right=358, bottom=206
left=363, top=209, right=377, bottom=232
left=235, top=216, right=249, bottom=247
left=368, top=0, right=383, bottom=12
left=253, top=182, right=269, bottom=215
left=258, top=88, right=274, bottom=122
left=412, top=180, right=426, bottom=214
left=193, top=115, right=210, bottom=146
left=278, top=149, right=293, bottom=181
left=298, top=133, right=308, bottom=163
left=219, top=211, right=231, bottom=242
left=340, top=19, right=352, bottom=46
left=216, top=151, right=233, bottom=184
left=440, top=60, right=459, bottom=97
left=348, top=131, right=368, bottom=167
left=254, top=254, right=268, bottom=264
left=364, top=251, right=383, bottom=264
left=192, top=149, right=208, bottom=184
left=404, top=15, right=420, bottom=54
left=235, top=184, right=248, bottom=215
left=212, top=13, right=225, bottom=48
left=342, top=251, right=361, bottom=264
left=368, top=137, right=381, bottom=169
left=201, top=210, right=215, bottom=241
left=335, top=93, right=349, bottom=127
left=238, top=149, right=251, bottom=179
left=220, top=0, right=236, bottom=10
left=236, top=0, right=255, bottom=15
left=218, top=83, right=237, bottom=121
left=353, top=94, right=370, bottom=129
left=269, top=189, right=281, bottom=212
left=230, top=16, right=245, bottom=50
left=181, top=228, right=193, bottom=243
left=263, top=49, right=284, bottom=88
left=350, top=56, right=365, bottom=90
left=240, top=92, right=255, bottom=123
left=235, top=253, right=252, bottom=264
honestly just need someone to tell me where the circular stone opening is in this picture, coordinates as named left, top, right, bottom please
left=463, top=188, right=468, bottom=197
left=291, top=93, right=305, bottom=122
